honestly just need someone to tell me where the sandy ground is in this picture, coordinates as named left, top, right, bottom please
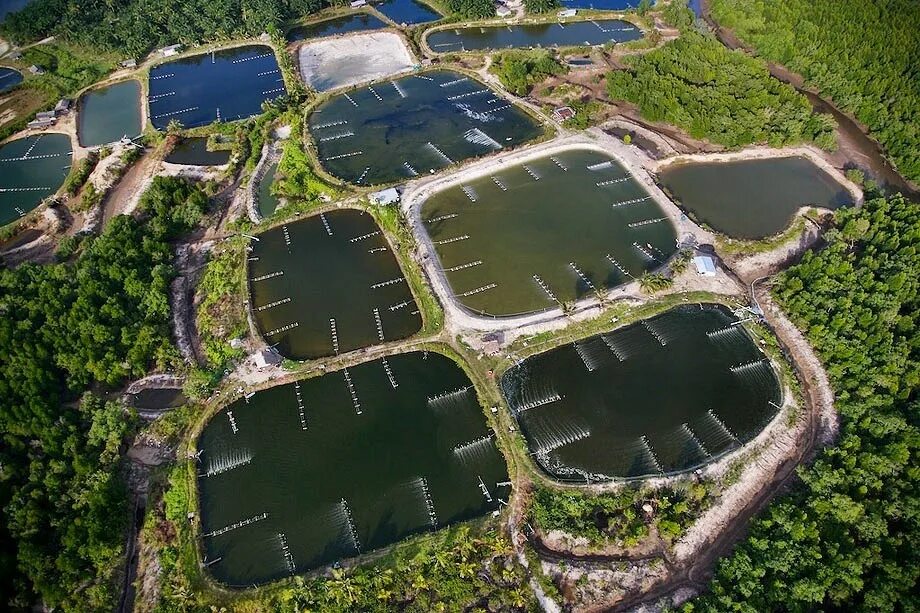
left=298, top=32, right=416, bottom=92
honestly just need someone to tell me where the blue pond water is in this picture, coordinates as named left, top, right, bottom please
left=287, top=13, right=388, bottom=42
left=148, top=45, right=286, bottom=130
left=427, top=19, right=643, bottom=52
left=559, top=0, right=701, bottom=17
left=0, top=133, right=71, bottom=226
left=373, top=0, right=441, bottom=25
left=0, top=0, right=31, bottom=21
left=0, top=66, right=23, bottom=92
left=559, top=0, right=638, bottom=9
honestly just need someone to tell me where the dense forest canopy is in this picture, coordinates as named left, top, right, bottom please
left=443, top=0, right=495, bottom=19
left=606, top=31, right=836, bottom=149
left=0, top=0, right=325, bottom=56
left=0, top=177, right=208, bottom=610
left=692, top=194, right=920, bottom=610
left=709, top=0, right=920, bottom=185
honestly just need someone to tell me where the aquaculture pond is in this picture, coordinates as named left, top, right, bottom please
left=0, top=66, right=23, bottom=92
left=164, top=138, right=231, bottom=165
left=559, top=0, right=638, bottom=9
left=501, top=304, right=782, bottom=481
left=287, top=12, right=388, bottom=42
left=427, top=19, right=642, bottom=52
left=249, top=209, right=421, bottom=359
left=0, top=133, right=71, bottom=226
left=256, top=163, right=279, bottom=218
left=198, top=351, right=508, bottom=585
left=77, top=79, right=142, bottom=147
left=658, top=156, right=854, bottom=239
left=148, top=45, right=286, bottom=130
left=373, top=0, right=441, bottom=25
left=420, top=148, right=677, bottom=316
left=309, top=70, right=541, bottom=185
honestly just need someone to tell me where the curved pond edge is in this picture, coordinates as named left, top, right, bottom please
left=241, top=203, right=434, bottom=361
left=0, top=131, right=76, bottom=234
left=303, top=66, right=552, bottom=188
left=76, top=78, right=144, bottom=148
left=496, top=301, right=793, bottom=487
left=143, top=40, right=282, bottom=132
left=401, top=133, right=698, bottom=329
left=187, top=342, right=503, bottom=588
left=421, top=14, right=646, bottom=55
left=649, top=146, right=863, bottom=243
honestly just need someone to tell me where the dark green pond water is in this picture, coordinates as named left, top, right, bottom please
left=658, top=156, right=854, bottom=239
left=420, top=148, right=677, bottom=316
left=77, top=79, right=142, bottom=147
left=164, top=138, right=231, bottom=166
left=287, top=13, right=387, bottom=42
left=0, top=133, right=71, bottom=226
left=197, top=351, right=508, bottom=585
left=501, top=304, right=781, bottom=481
left=148, top=45, right=285, bottom=130
left=427, top=19, right=642, bottom=52
left=129, top=388, right=186, bottom=409
left=308, top=70, right=541, bottom=185
left=256, top=163, right=279, bottom=218
left=249, top=209, right=421, bottom=359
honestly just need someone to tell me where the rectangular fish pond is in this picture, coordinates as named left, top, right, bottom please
left=287, top=12, right=388, bottom=42
left=249, top=208, right=421, bottom=359
left=197, top=351, right=508, bottom=585
left=419, top=147, right=677, bottom=317
left=309, top=70, right=542, bottom=185
left=148, top=45, right=286, bottom=130
left=0, top=133, right=72, bottom=226
left=426, top=19, right=642, bottom=53
left=501, top=304, right=782, bottom=481
left=373, top=0, right=442, bottom=25
left=658, top=156, right=855, bottom=240
left=77, top=79, right=142, bottom=147
left=559, top=0, right=640, bottom=9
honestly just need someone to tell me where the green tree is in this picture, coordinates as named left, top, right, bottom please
left=693, top=194, right=920, bottom=610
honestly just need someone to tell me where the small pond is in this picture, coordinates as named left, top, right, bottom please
left=164, top=138, right=231, bottom=166
left=129, top=388, right=187, bottom=410
left=0, top=133, right=72, bottom=226
left=198, top=351, right=508, bottom=585
left=427, top=19, right=642, bottom=52
left=148, top=45, right=285, bottom=130
left=287, top=12, right=388, bottom=42
left=309, top=69, right=541, bottom=185
left=501, top=304, right=782, bottom=481
left=0, top=66, right=23, bottom=93
left=419, top=148, right=677, bottom=316
left=658, top=156, right=854, bottom=239
left=373, top=0, right=442, bottom=25
left=256, top=162, right=279, bottom=218
left=249, top=209, right=421, bottom=359
left=77, top=79, right=142, bottom=147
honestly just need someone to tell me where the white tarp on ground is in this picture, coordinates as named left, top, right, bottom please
left=298, top=32, right=415, bottom=92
